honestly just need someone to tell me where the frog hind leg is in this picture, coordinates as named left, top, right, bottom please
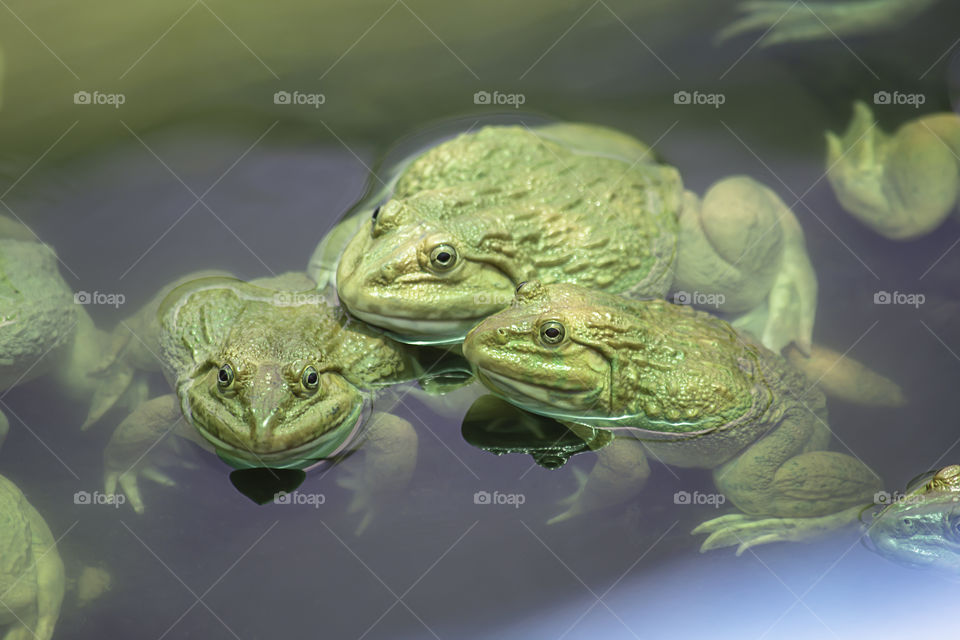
left=673, top=177, right=817, bottom=354
left=23, top=500, right=65, bottom=640
left=336, top=410, right=417, bottom=535
left=827, top=101, right=960, bottom=240
left=697, top=408, right=880, bottom=553
left=547, top=424, right=650, bottom=525
left=784, top=343, right=906, bottom=408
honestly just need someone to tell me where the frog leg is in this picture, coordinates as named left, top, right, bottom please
left=673, top=177, right=817, bottom=354
left=104, top=394, right=198, bottom=514
left=547, top=425, right=650, bottom=525
left=717, top=0, right=935, bottom=47
left=336, top=410, right=417, bottom=535
left=827, top=101, right=960, bottom=240
left=695, top=409, right=880, bottom=554
left=20, top=500, right=65, bottom=640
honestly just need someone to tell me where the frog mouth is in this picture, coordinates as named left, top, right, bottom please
left=345, top=307, right=481, bottom=344
left=476, top=368, right=601, bottom=411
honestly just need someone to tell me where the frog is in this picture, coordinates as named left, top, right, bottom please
left=100, top=270, right=466, bottom=531
left=718, top=0, right=940, bottom=47
left=461, top=281, right=883, bottom=554
left=0, top=215, right=140, bottom=443
left=322, top=122, right=818, bottom=357
left=826, top=101, right=960, bottom=240
left=0, top=474, right=65, bottom=640
left=865, top=465, right=960, bottom=574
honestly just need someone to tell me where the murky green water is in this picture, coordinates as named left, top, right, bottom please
left=1, top=1, right=960, bottom=638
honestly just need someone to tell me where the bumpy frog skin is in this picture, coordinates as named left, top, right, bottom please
left=329, top=123, right=818, bottom=355
left=0, top=219, right=132, bottom=444
left=102, top=272, right=433, bottom=527
left=0, top=474, right=65, bottom=640
left=462, top=282, right=882, bottom=553
left=827, top=101, right=960, bottom=240
left=866, top=465, right=960, bottom=573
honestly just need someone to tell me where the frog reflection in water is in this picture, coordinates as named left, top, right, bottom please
left=463, top=281, right=883, bottom=553
left=101, top=272, right=461, bottom=530
left=866, top=465, right=960, bottom=575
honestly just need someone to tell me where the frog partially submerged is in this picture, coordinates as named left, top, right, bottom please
left=0, top=474, right=65, bottom=640
left=322, top=123, right=817, bottom=355
left=0, top=216, right=135, bottom=442
left=462, top=281, right=882, bottom=553
left=101, top=271, right=462, bottom=529
left=866, top=465, right=960, bottom=574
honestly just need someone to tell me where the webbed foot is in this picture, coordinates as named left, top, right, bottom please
left=104, top=465, right=177, bottom=514
left=693, top=505, right=863, bottom=555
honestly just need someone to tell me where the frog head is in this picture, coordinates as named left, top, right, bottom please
left=866, top=465, right=960, bottom=571
left=169, top=282, right=367, bottom=469
left=336, top=194, right=519, bottom=344
left=461, top=281, right=620, bottom=420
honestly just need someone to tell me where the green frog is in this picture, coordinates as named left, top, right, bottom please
left=321, top=123, right=818, bottom=356
left=866, top=465, right=960, bottom=574
left=0, top=216, right=138, bottom=441
left=0, top=474, right=64, bottom=640
left=827, top=101, right=960, bottom=240
left=462, top=281, right=882, bottom=553
left=100, top=271, right=462, bottom=530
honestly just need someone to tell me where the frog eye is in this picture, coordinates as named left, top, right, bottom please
left=429, top=244, right=458, bottom=271
left=539, top=321, right=565, bottom=345
left=301, top=365, right=320, bottom=391
left=516, top=281, right=528, bottom=294
left=217, top=363, right=235, bottom=389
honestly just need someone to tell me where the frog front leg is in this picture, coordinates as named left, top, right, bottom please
left=336, top=410, right=417, bottom=535
left=672, top=177, right=817, bottom=354
left=547, top=426, right=650, bottom=525
left=827, top=101, right=960, bottom=240
left=695, top=408, right=880, bottom=554
left=104, top=394, right=199, bottom=513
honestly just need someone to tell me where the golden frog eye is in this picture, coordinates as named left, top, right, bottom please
left=217, top=363, right=235, bottom=389
left=301, top=365, right=320, bottom=391
left=539, top=321, right=565, bottom=345
left=429, top=244, right=458, bottom=271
